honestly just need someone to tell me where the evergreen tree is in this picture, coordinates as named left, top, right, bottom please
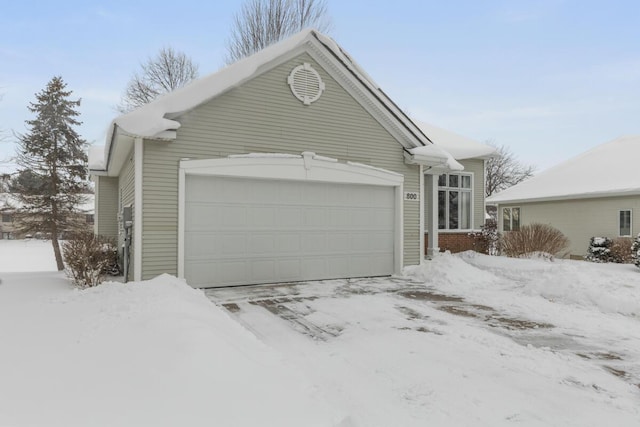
left=14, top=76, right=88, bottom=271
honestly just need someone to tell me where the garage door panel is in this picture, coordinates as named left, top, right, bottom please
left=276, top=233, right=302, bottom=253
left=327, top=233, right=349, bottom=251
left=185, top=232, right=221, bottom=258
left=278, top=207, right=304, bottom=226
left=302, top=232, right=327, bottom=252
left=251, top=259, right=277, bottom=282
left=186, top=204, right=220, bottom=229
left=185, top=175, right=396, bottom=287
left=277, top=259, right=302, bottom=280
left=249, top=233, right=277, bottom=253
left=221, top=233, right=248, bottom=256
left=371, top=232, right=395, bottom=251
left=326, top=256, right=350, bottom=277
left=304, top=208, right=327, bottom=227
left=278, top=182, right=304, bottom=204
left=328, top=208, right=351, bottom=228
left=374, top=209, right=395, bottom=227
left=221, top=205, right=247, bottom=227
left=249, top=207, right=278, bottom=227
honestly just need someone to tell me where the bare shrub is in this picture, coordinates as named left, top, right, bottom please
left=501, top=223, right=569, bottom=259
left=610, top=237, right=634, bottom=264
left=63, top=232, right=118, bottom=288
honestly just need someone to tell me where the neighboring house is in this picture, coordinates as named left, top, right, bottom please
left=0, top=192, right=94, bottom=240
left=89, top=29, right=492, bottom=287
left=487, top=136, right=640, bottom=258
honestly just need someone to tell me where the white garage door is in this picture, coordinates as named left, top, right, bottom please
left=184, top=175, right=396, bottom=287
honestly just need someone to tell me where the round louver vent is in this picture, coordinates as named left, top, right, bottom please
left=287, top=63, right=325, bottom=105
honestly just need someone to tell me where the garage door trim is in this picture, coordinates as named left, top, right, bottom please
left=178, top=152, right=404, bottom=283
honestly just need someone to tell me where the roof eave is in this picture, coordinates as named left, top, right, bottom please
left=487, top=189, right=640, bottom=205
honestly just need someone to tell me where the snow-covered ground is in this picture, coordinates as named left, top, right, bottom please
left=0, top=240, right=639, bottom=426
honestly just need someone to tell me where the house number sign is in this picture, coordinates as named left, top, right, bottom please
left=404, top=192, right=419, bottom=201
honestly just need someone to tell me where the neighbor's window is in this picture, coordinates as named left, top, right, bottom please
left=1, top=213, right=12, bottom=223
left=438, top=173, right=472, bottom=230
left=619, top=210, right=632, bottom=236
left=503, top=207, right=520, bottom=231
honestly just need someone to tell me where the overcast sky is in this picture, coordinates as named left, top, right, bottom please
left=1, top=0, right=639, bottom=173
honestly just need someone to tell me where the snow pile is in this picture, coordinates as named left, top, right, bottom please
left=0, top=272, right=340, bottom=427
left=404, top=251, right=498, bottom=288
left=452, top=252, right=640, bottom=317
left=0, top=239, right=59, bottom=272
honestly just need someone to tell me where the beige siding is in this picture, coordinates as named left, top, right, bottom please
left=141, top=53, right=421, bottom=279
left=118, top=148, right=135, bottom=279
left=94, top=176, right=118, bottom=240
left=460, top=158, right=486, bottom=229
left=424, top=158, right=487, bottom=233
left=498, top=195, right=640, bottom=257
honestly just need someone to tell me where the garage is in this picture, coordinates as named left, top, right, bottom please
left=178, top=153, right=404, bottom=288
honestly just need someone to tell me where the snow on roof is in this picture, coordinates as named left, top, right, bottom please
left=487, top=135, right=640, bottom=204
left=408, top=145, right=464, bottom=171
left=416, top=121, right=496, bottom=160
left=93, top=28, right=432, bottom=173
left=88, top=145, right=105, bottom=170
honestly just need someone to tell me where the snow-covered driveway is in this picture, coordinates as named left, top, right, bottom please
left=1, top=240, right=638, bottom=426
left=206, top=254, right=640, bottom=426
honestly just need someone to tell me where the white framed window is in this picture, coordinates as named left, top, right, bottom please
left=619, top=209, right=632, bottom=237
left=438, top=173, right=473, bottom=230
left=502, top=207, right=520, bottom=231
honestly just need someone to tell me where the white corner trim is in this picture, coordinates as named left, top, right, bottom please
left=177, top=166, right=186, bottom=279
left=134, top=137, right=143, bottom=281
left=396, top=184, right=404, bottom=275
left=419, top=165, right=425, bottom=265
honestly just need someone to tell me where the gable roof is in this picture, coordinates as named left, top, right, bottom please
left=487, top=135, right=640, bottom=204
left=90, top=29, right=436, bottom=175
left=415, top=121, right=496, bottom=160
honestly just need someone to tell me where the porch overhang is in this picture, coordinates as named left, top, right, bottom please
left=404, top=145, right=464, bottom=174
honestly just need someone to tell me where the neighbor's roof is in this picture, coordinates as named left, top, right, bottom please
left=90, top=28, right=433, bottom=172
left=487, top=135, right=640, bottom=204
left=415, top=121, right=496, bottom=160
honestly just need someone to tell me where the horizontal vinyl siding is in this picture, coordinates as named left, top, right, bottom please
left=459, top=159, right=486, bottom=230
left=95, top=176, right=118, bottom=240
left=498, top=195, right=640, bottom=257
left=142, top=53, right=420, bottom=280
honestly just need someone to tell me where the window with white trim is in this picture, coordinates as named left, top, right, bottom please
left=502, top=207, right=520, bottom=231
left=438, top=173, right=472, bottom=230
left=619, top=209, right=632, bottom=236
